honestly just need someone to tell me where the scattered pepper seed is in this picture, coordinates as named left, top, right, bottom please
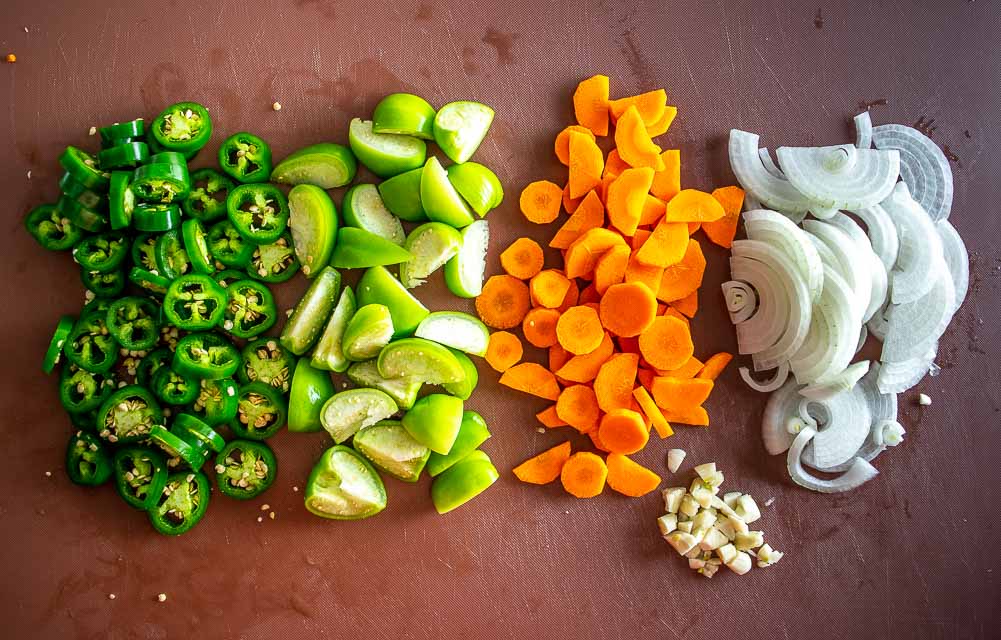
left=269, top=512, right=276, bottom=520
left=45, top=471, right=52, bottom=477
left=260, top=504, right=270, bottom=511
left=536, top=427, right=546, bottom=434
left=88, top=126, right=97, bottom=136
left=293, top=486, right=299, bottom=492
left=108, top=593, right=116, bottom=600
left=272, top=102, right=282, bottom=111
left=257, top=516, right=263, bottom=523
left=26, top=170, right=31, bottom=179
left=157, top=593, right=167, bottom=602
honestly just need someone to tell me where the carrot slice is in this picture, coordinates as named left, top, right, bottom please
left=560, top=451, right=608, bottom=498
left=500, top=237, right=544, bottom=280
left=554, top=125, right=596, bottom=166
left=650, top=149, right=681, bottom=201
left=603, top=148, right=630, bottom=179
left=557, top=279, right=580, bottom=313
left=555, top=305, right=604, bottom=355
left=688, top=221, right=701, bottom=235
left=536, top=405, right=568, bottom=429
left=662, top=356, right=704, bottom=379
left=645, top=106, right=678, bottom=137
left=662, top=307, right=691, bottom=331
left=662, top=189, right=726, bottom=223
left=550, top=190, right=604, bottom=249
left=568, top=131, right=604, bottom=198
left=606, top=453, right=662, bottom=497
left=597, top=409, right=649, bottom=455
left=556, top=384, right=601, bottom=433
left=638, top=315, right=693, bottom=370
left=614, top=106, right=665, bottom=171
left=651, top=376, right=714, bottom=409
left=702, top=185, right=745, bottom=249
left=594, top=353, right=639, bottom=413
left=549, top=343, right=571, bottom=373
left=639, top=195, right=666, bottom=227
left=564, top=227, right=627, bottom=279
left=617, top=335, right=640, bottom=355
left=484, top=330, right=523, bottom=372
left=589, top=429, right=612, bottom=453
left=593, top=243, right=630, bottom=295
left=529, top=269, right=572, bottom=309
left=562, top=183, right=584, bottom=214
left=476, top=274, right=531, bottom=329
left=630, top=228, right=652, bottom=251
left=573, top=75, right=610, bottom=137
left=606, top=167, right=655, bottom=236
left=624, top=254, right=664, bottom=293
left=578, top=282, right=600, bottom=305
left=635, top=218, right=689, bottom=267
left=657, top=239, right=706, bottom=303
left=697, top=352, right=733, bottom=381
left=637, top=368, right=655, bottom=392
left=522, top=307, right=561, bottom=348
left=608, top=90, right=667, bottom=126
left=520, top=180, right=563, bottom=224
left=513, top=441, right=572, bottom=484
left=632, top=386, right=673, bottom=438
left=659, top=404, right=709, bottom=426
left=499, top=363, right=561, bottom=401
left=556, top=331, right=614, bottom=383
left=670, top=289, right=698, bottom=318
left=598, top=281, right=657, bottom=338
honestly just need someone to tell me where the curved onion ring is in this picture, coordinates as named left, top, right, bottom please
left=744, top=209, right=824, bottom=302
left=881, top=182, right=945, bottom=304
left=776, top=144, right=900, bottom=211
left=852, top=204, right=900, bottom=271
left=787, top=427, right=879, bottom=493
left=758, top=148, right=786, bottom=180
left=877, top=345, right=937, bottom=394
left=799, top=360, right=871, bottom=401
left=729, top=257, right=785, bottom=355
left=881, top=271, right=955, bottom=363
left=867, top=300, right=890, bottom=342
left=826, top=212, right=888, bottom=321
left=790, top=267, right=856, bottom=384
left=805, top=220, right=872, bottom=323
left=873, top=124, right=953, bottom=222
left=856, top=325, right=869, bottom=354
left=800, top=385, right=872, bottom=469
left=854, top=111, right=873, bottom=149
left=740, top=363, right=790, bottom=393
left=729, top=130, right=815, bottom=215
left=722, top=280, right=758, bottom=324
left=937, top=220, right=970, bottom=316
left=762, top=378, right=804, bottom=454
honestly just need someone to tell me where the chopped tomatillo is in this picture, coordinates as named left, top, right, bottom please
left=223, top=279, right=277, bottom=339
left=66, top=431, right=113, bottom=486
left=353, top=420, right=431, bottom=483
left=173, top=332, right=241, bottom=379
left=214, top=440, right=277, bottom=500
left=218, top=132, right=272, bottom=184
left=232, top=381, right=287, bottom=440
left=238, top=339, right=295, bottom=393
left=226, top=183, right=289, bottom=244
left=96, top=384, right=163, bottom=444
left=304, top=445, right=387, bottom=520
left=147, top=470, right=210, bottom=535
left=280, top=266, right=342, bottom=355
left=163, top=274, right=226, bottom=330
left=113, top=446, right=168, bottom=510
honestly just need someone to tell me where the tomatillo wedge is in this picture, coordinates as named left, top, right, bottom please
left=401, top=393, right=463, bottom=455
left=347, top=118, right=426, bottom=178
left=345, top=360, right=422, bottom=410
left=288, top=184, right=338, bottom=278
left=377, top=338, right=466, bottom=384
left=414, top=311, right=489, bottom=356
left=43, top=315, right=75, bottom=374
left=399, top=222, right=462, bottom=289
left=444, top=219, right=489, bottom=298
left=427, top=410, right=491, bottom=477
left=311, top=286, right=356, bottom=373
left=232, top=381, right=287, bottom=440
left=446, top=161, right=504, bottom=216
left=271, top=142, right=357, bottom=189
left=420, top=157, right=476, bottom=228
left=430, top=450, right=499, bottom=514
left=288, top=360, right=335, bottom=433
left=280, top=266, right=342, bottom=355
left=356, top=266, right=429, bottom=337
left=342, top=304, right=395, bottom=362
left=342, top=184, right=406, bottom=245
left=148, top=471, right=211, bottom=535
left=377, top=167, right=427, bottom=222
left=433, top=101, right=495, bottom=164
left=353, top=420, right=430, bottom=483
left=214, top=439, right=277, bottom=499
left=319, top=388, right=397, bottom=444
left=329, top=227, right=413, bottom=269
left=113, top=446, right=168, bottom=510
left=441, top=348, right=478, bottom=400
left=372, top=93, right=437, bottom=140
left=305, top=445, right=387, bottom=520
left=66, top=431, right=113, bottom=486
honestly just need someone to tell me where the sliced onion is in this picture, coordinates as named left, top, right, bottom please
left=867, top=300, right=890, bottom=342
left=776, top=144, right=900, bottom=211
left=852, top=204, right=900, bottom=271
left=881, top=270, right=955, bottom=362
left=799, top=361, right=870, bottom=401
left=789, top=267, right=857, bottom=384
left=856, top=325, right=868, bottom=354
left=872, top=124, right=953, bottom=221
left=722, top=280, right=758, bottom=324
left=743, top=209, right=824, bottom=302
left=729, top=130, right=815, bottom=215
left=729, top=257, right=785, bottom=355
left=758, top=148, right=786, bottom=179
left=804, top=220, right=871, bottom=323
left=800, top=385, right=872, bottom=469
left=881, top=182, right=945, bottom=304
left=762, top=378, right=804, bottom=454
left=854, top=111, right=873, bottom=149
left=787, top=427, right=879, bottom=493
left=825, top=213, right=887, bottom=321
left=860, top=362, right=898, bottom=424
left=937, top=220, right=969, bottom=316
left=877, top=345, right=937, bottom=394
left=739, top=362, right=790, bottom=393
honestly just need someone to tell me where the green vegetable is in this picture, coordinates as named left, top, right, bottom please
left=96, top=385, right=162, bottom=444
left=151, top=102, right=213, bottom=155
left=414, top=311, right=490, bottom=356
left=329, top=227, right=413, bottom=268
left=65, top=430, right=113, bottom=486
left=377, top=338, right=466, bottom=384
left=356, top=266, right=429, bottom=337
left=214, top=440, right=277, bottom=499
left=113, top=446, right=168, bottom=510
left=305, top=445, right=387, bottom=520
left=218, top=132, right=272, bottom=184
left=342, top=184, right=406, bottom=245
left=319, top=388, right=397, bottom=443
left=226, top=183, right=289, bottom=244
left=271, top=142, right=357, bottom=188
left=42, top=315, right=74, bottom=374
left=288, top=359, right=335, bottom=433
left=310, top=286, right=356, bottom=373
left=353, top=420, right=430, bottom=482
left=442, top=348, right=479, bottom=400
left=147, top=471, right=210, bottom=535
left=427, top=411, right=490, bottom=476
left=433, top=101, right=494, bottom=164
left=232, top=381, right=287, bottom=440
left=399, top=222, right=462, bottom=289
left=372, top=93, right=437, bottom=140
left=446, top=161, right=504, bottom=216
left=287, top=184, right=338, bottom=278
left=25, top=203, right=83, bottom=251
left=401, top=393, right=464, bottom=455
left=430, top=450, right=499, bottom=514
left=280, top=266, right=342, bottom=355
left=420, top=157, right=476, bottom=228
left=347, top=117, right=426, bottom=178
left=377, top=167, right=427, bottom=222
left=342, top=304, right=395, bottom=362
left=345, top=360, right=422, bottom=410
left=443, top=219, right=489, bottom=298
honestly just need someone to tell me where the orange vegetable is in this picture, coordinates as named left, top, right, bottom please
left=670, top=289, right=698, bottom=318
left=697, top=352, right=733, bottom=381
left=638, top=315, right=693, bottom=370
left=513, top=441, right=572, bottom=484
left=635, top=218, right=689, bottom=268
left=484, top=330, right=523, bottom=372
left=624, top=254, right=664, bottom=293
left=614, top=106, right=665, bottom=171
left=608, top=89, right=667, bottom=126
left=662, top=306, right=691, bottom=329
left=650, top=376, right=714, bottom=409
left=603, top=148, right=630, bottom=179
left=578, top=282, right=600, bottom=305
left=536, top=405, right=568, bottom=429
left=564, top=227, right=627, bottom=279
left=529, top=269, right=572, bottom=309
left=597, top=409, right=649, bottom=454
left=617, top=335, right=640, bottom=355
left=632, top=386, right=673, bottom=438
left=573, top=74, right=610, bottom=137
left=606, top=166, right=655, bottom=237
left=606, top=453, right=662, bottom=497
left=555, top=305, right=604, bottom=355
left=662, top=356, right=704, bottom=380
left=630, top=228, right=652, bottom=251
left=500, top=237, right=544, bottom=280
left=568, top=131, right=604, bottom=198
left=560, top=451, right=607, bottom=498
left=593, top=243, right=630, bottom=295
left=688, top=221, right=701, bottom=235
left=702, top=185, right=745, bottom=249
left=557, top=279, right=580, bottom=313
left=660, top=404, right=709, bottom=427
left=554, top=125, right=596, bottom=166
left=657, top=239, right=706, bottom=303
left=549, top=344, right=571, bottom=373
left=645, top=106, right=678, bottom=137
left=499, top=363, right=561, bottom=401
left=650, top=149, right=681, bottom=201
left=522, top=307, right=561, bottom=348
left=637, top=368, right=655, bottom=392
left=550, top=190, right=604, bottom=249
left=594, top=352, right=639, bottom=413
left=598, top=281, right=657, bottom=338
left=556, top=331, right=614, bottom=383
left=562, top=183, right=584, bottom=214
left=596, top=174, right=616, bottom=205
left=476, top=274, right=531, bottom=329
left=639, top=195, right=666, bottom=226
left=662, top=189, right=726, bottom=223
left=556, top=384, right=601, bottom=433
left=520, top=180, right=563, bottom=224
left=589, top=429, right=612, bottom=453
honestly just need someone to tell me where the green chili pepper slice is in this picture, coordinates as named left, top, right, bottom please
left=25, top=204, right=83, bottom=251
left=132, top=163, right=191, bottom=203
left=66, top=431, right=113, bottom=486
left=73, top=232, right=128, bottom=272
left=155, top=229, right=192, bottom=280
left=172, top=413, right=226, bottom=453
left=207, top=219, right=254, bottom=268
left=99, top=119, right=145, bottom=146
left=59, top=365, right=115, bottom=414
left=173, top=332, right=240, bottom=379
left=214, top=439, right=277, bottom=500
left=180, top=219, right=215, bottom=275
left=218, top=132, right=272, bottom=184
left=189, top=377, right=238, bottom=426
left=147, top=470, right=210, bottom=535
left=237, top=338, right=295, bottom=393
left=58, top=195, right=107, bottom=232
left=148, top=151, right=189, bottom=169
left=128, top=267, right=170, bottom=296
left=135, top=347, right=172, bottom=387
left=152, top=366, right=201, bottom=405
left=80, top=266, right=126, bottom=298
left=105, top=296, right=160, bottom=350
left=96, top=384, right=163, bottom=444
left=182, top=168, right=235, bottom=222
left=59, top=171, right=105, bottom=210
left=113, top=446, right=168, bottom=510
left=98, top=141, right=149, bottom=170
left=108, top=171, right=135, bottom=230
left=65, top=311, right=118, bottom=373
left=151, top=102, right=213, bottom=155
left=148, top=425, right=208, bottom=470
left=43, top=315, right=75, bottom=374
left=134, top=203, right=181, bottom=232
left=226, top=184, right=289, bottom=244
left=59, top=145, right=111, bottom=191
left=68, top=408, right=99, bottom=432
left=131, top=233, right=159, bottom=271
left=248, top=232, right=299, bottom=283
left=213, top=269, right=246, bottom=288
left=232, top=381, right=287, bottom=440
left=223, top=279, right=277, bottom=339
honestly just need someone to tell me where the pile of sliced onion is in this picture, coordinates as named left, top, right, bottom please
left=726, top=114, right=969, bottom=493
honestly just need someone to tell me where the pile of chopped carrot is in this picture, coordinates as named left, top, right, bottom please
left=480, top=75, right=742, bottom=500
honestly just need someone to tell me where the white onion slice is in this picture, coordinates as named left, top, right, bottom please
left=799, top=361, right=870, bottom=401
left=800, top=385, right=872, bottom=469
left=867, top=300, right=890, bottom=342
left=825, top=213, right=887, bottom=321
left=852, top=205, right=900, bottom=271
left=776, top=144, right=900, bottom=211
left=854, top=111, right=873, bottom=149
left=856, top=325, right=868, bottom=354
left=872, top=124, right=953, bottom=221
left=743, top=209, right=824, bottom=302
left=729, top=257, right=785, bottom=355
left=804, top=221, right=871, bottom=324
left=790, top=267, right=856, bottom=384
left=937, top=220, right=970, bottom=316
left=881, top=271, right=955, bottom=362
left=729, top=130, right=815, bottom=215
left=877, top=345, right=937, bottom=394
left=762, top=378, right=804, bottom=454
left=881, top=182, right=945, bottom=304
left=787, top=427, right=879, bottom=493
left=860, top=362, right=898, bottom=423
left=740, top=362, right=790, bottom=393
left=758, top=148, right=786, bottom=179
left=721, top=280, right=758, bottom=324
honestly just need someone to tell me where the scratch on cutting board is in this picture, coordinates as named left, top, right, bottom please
left=719, top=0, right=736, bottom=78
left=752, top=44, right=793, bottom=104
left=55, top=36, right=71, bottom=69
left=442, top=9, right=476, bottom=95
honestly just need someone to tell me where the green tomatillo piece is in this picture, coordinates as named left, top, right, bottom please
left=430, top=450, right=499, bottom=514
left=377, top=338, right=466, bottom=384
left=441, top=348, right=478, bottom=400
left=399, top=222, right=462, bottom=289
left=319, top=388, right=397, bottom=444
left=348, top=117, right=426, bottom=178
left=372, top=93, right=437, bottom=139
left=401, top=393, right=463, bottom=455
left=280, top=266, right=342, bottom=355
left=427, top=411, right=491, bottom=477
left=446, top=161, right=504, bottom=216
left=342, top=304, right=395, bottom=362
left=420, top=157, right=476, bottom=228
left=287, top=184, right=338, bottom=278
left=304, top=445, right=387, bottom=520
left=433, top=101, right=495, bottom=164
left=353, top=420, right=430, bottom=483
left=443, top=219, right=489, bottom=298
left=270, top=142, right=357, bottom=189
left=345, top=360, right=422, bottom=410
left=377, top=167, right=427, bottom=222
left=310, top=286, right=356, bottom=373
left=288, top=359, right=335, bottom=433
left=329, top=227, right=412, bottom=269
left=356, top=266, right=429, bottom=337
left=342, top=183, right=406, bottom=245
left=414, top=311, right=489, bottom=356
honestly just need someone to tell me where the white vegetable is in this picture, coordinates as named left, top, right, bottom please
left=699, top=527, right=729, bottom=551
left=657, top=513, right=678, bottom=536
left=729, top=130, right=815, bottom=216
left=854, top=111, right=873, bottom=149
left=725, top=551, right=753, bottom=575
left=691, top=484, right=714, bottom=509
left=799, top=361, right=870, bottom=401
left=872, top=123, right=954, bottom=222
left=757, top=544, right=784, bottom=567
left=677, top=521, right=693, bottom=534
left=716, top=543, right=738, bottom=565
left=852, top=204, right=900, bottom=271
left=662, top=487, right=685, bottom=514
left=666, top=449, right=686, bottom=473
left=679, top=494, right=700, bottom=518
left=880, top=270, right=955, bottom=363
left=692, top=509, right=718, bottom=536
left=801, top=385, right=872, bottom=470
left=762, top=378, right=806, bottom=455
left=740, top=363, right=790, bottom=393
left=804, top=220, right=871, bottom=324
left=789, top=267, right=856, bottom=385
left=721, top=280, right=758, bottom=324
left=758, top=148, right=786, bottom=179
left=735, top=495, right=762, bottom=524
left=735, top=531, right=765, bottom=551
left=918, top=393, right=932, bottom=406
left=722, top=492, right=742, bottom=509
left=666, top=531, right=699, bottom=556
left=693, top=463, right=717, bottom=482
left=688, top=557, right=707, bottom=571
left=787, top=427, right=879, bottom=493
left=881, top=182, right=946, bottom=305
left=776, top=144, right=900, bottom=212
left=937, top=220, right=970, bottom=316
left=743, top=209, right=824, bottom=302
left=877, top=346, right=937, bottom=394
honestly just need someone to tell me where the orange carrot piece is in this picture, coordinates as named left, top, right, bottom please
left=596, top=173, right=616, bottom=205
left=651, top=376, right=714, bottom=409
left=593, top=243, right=630, bottom=295
left=597, top=409, right=649, bottom=455
left=561, top=451, right=607, bottom=498
left=529, top=269, right=572, bottom=309
left=614, top=106, right=665, bottom=171
left=549, top=344, right=571, bottom=372
left=606, top=166, right=655, bottom=237
left=639, top=195, right=666, bottom=227
left=555, top=305, right=604, bottom=355
left=662, top=356, right=704, bottom=380
left=608, top=89, right=667, bottom=126
left=632, top=387, right=673, bottom=438
left=598, top=281, right=657, bottom=338
left=522, top=307, right=561, bottom=348
left=573, top=75, right=610, bottom=137
left=603, top=148, right=630, bottom=179
left=688, top=221, right=701, bottom=235
left=594, top=352, right=639, bottom=413
left=664, top=405, right=709, bottom=427
left=624, top=253, right=664, bottom=293
left=589, top=429, right=612, bottom=453
left=637, top=368, right=655, bottom=391
left=536, top=405, right=568, bottom=429
left=662, top=307, right=691, bottom=330
left=564, top=227, right=627, bottom=280
left=562, top=183, right=584, bottom=214
left=635, top=218, right=689, bottom=267
left=630, top=228, right=653, bottom=251
left=556, top=384, right=601, bottom=433
left=617, top=335, right=640, bottom=355
left=702, top=185, right=745, bottom=249
left=513, top=441, right=572, bottom=485
left=670, top=289, right=698, bottom=318
left=606, top=453, right=662, bottom=497
left=520, top=180, right=563, bottom=224
left=568, top=131, right=604, bottom=198
left=663, top=189, right=726, bottom=223
left=554, top=125, right=596, bottom=166
left=476, top=275, right=531, bottom=329
left=499, top=363, right=561, bottom=401
left=657, top=239, right=706, bottom=303
left=556, top=331, right=614, bottom=383
left=578, top=282, right=600, bottom=305
left=697, top=352, right=733, bottom=381
left=484, top=330, right=523, bottom=372
left=639, top=315, right=694, bottom=370
left=645, top=106, right=678, bottom=137
left=500, top=237, right=544, bottom=280
left=557, top=279, right=580, bottom=313
left=650, top=149, right=681, bottom=201
left=550, top=190, right=604, bottom=249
